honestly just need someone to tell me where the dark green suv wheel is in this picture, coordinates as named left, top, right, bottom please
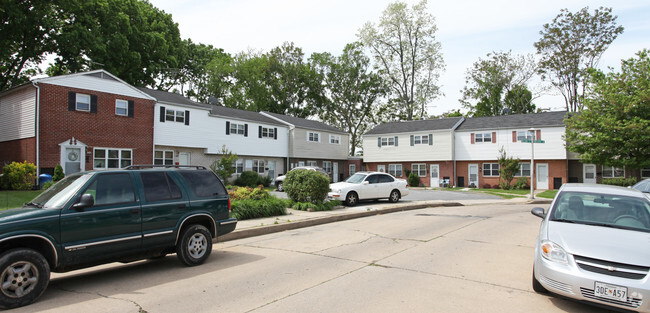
left=176, top=225, right=212, bottom=266
left=0, top=249, right=50, bottom=309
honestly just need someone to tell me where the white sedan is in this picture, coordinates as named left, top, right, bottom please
left=328, top=171, right=409, bottom=206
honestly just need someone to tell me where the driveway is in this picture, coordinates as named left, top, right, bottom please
left=270, top=188, right=502, bottom=201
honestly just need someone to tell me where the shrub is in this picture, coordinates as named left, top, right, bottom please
left=230, top=197, right=291, bottom=220
left=407, top=172, right=420, bottom=187
left=513, top=177, right=529, bottom=190
left=292, top=200, right=341, bottom=211
left=228, top=185, right=269, bottom=200
left=257, top=175, right=272, bottom=187
left=284, top=169, right=330, bottom=204
left=52, top=164, right=65, bottom=181
left=2, top=161, right=37, bottom=190
left=602, top=177, right=637, bottom=187
left=234, top=171, right=260, bottom=188
left=41, top=181, right=55, bottom=190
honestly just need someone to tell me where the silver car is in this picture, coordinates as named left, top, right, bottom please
left=531, top=183, right=650, bottom=312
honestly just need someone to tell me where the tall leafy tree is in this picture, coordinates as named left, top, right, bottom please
left=359, top=0, right=444, bottom=120
left=565, top=50, right=650, bottom=170
left=49, top=0, right=182, bottom=87
left=310, top=42, right=389, bottom=156
left=461, top=51, right=538, bottom=117
left=535, top=6, right=624, bottom=112
left=224, top=50, right=272, bottom=111
left=0, top=0, right=59, bottom=90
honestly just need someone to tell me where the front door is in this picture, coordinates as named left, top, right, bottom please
left=430, top=164, right=440, bottom=187
left=333, top=162, right=339, bottom=182
left=536, top=163, right=548, bottom=190
left=64, top=148, right=82, bottom=175
left=268, top=161, right=276, bottom=181
left=377, top=165, right=386, bottom=173
left=584, top=164, right=597, bottom=184
left=179, top=152, right=190, bottom=165
left=468, top=164, right=479, bottom=188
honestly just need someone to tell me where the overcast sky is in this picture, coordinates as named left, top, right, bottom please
left=149, top=0, right=650, bottom=116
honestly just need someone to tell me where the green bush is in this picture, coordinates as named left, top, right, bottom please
left=512, top=177, right=529, bottom=190
left=2, top=161, right=37, bottom=190
left=52, top=164, right=65, bottom=181
left=234, top=171, right=260, bottom=188
left=407, top=172, right=420, bottom=187
left=602, top=177, right=637, bottom=187
left=284, top=169, right=330, bottom=204
left=228, top=186, right=269, bottom=200
left=257, top=175, right=272, bottom=187
left=230, top=197, right=291, bottom=220
left=41, top=181, right=55, bottom=190
left=292, top=200, right=341, bottom=211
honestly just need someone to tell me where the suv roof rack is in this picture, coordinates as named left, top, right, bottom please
left=124, top=164, right=207, bottom=170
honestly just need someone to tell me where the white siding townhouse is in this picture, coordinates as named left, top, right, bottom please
left=363, top=117, right=464, bottom=187
left=139, top=88, right=289, bottom=182
left=261, top=112, right=350, bottom=182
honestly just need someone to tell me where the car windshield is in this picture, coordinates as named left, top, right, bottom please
left=550, top=191, right=650, bottom=232
left=345, top=173, right=367, bottom=184
left=29, top=173, right=93, bottom=209
left=633, top=180, right=650, bottom=193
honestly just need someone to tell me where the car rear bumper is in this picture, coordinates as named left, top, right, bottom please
left=216, top=218, right=237, bottom=236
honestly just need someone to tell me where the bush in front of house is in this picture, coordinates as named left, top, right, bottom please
left=2, top=161, right=37, bottom=190
left=407, top=172, right=420, bottom=187
left=284, top=169, right=330, bottom=204
left=513, top=177, right=529, bottom=190
left=53, top=164, right=65, bottom=181
left=234, top=171, right=260, bottom=188
left=230, top=197, right=291, bottom=220
left=229, top=185, right=269, bottom=200
left=602, top=177, right=637, bottom=187
left=292, top=199, right=341, bottom=211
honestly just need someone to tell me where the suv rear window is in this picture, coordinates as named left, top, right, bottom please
left=140, top=172, right=182, bottom=202
left=179, top=170, right=227, bottom=197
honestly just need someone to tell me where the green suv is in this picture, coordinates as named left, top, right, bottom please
left=0, top=165, right=236, bottom=309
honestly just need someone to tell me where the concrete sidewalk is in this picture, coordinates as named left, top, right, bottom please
left=218, top=196, right=553, bottom=242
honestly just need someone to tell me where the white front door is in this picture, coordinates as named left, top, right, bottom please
left=468, top=164, right=479, bottom=188
left=179, top=152, right=190, bottom=165
left=377, top=165, right=386, bottom=173
left=268, top=161, right=276, bottom=181
left=333, top=162, right=339, bottom=182
left=430, top=164, right=440, bottom=187
left=584, top=164, right=597, bottom=184
left=536, top=163, right=548, bottom=190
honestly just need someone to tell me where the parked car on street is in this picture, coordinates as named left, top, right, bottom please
left=531, top=183, right=650, bottom=312
left=328, top=171, right=409, bottom=206
left=0, top=165, right=236, bottom=309
left=275, top=166, right=328, bottom=192
left=632, top=178, right=650, bottom=193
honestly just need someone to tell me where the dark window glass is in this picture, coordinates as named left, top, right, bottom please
left=378, top=174, right=394, bottom=183
left=85, top=173, right=135, bottom=206
left=366, top=175, right=380, bottom=184
left=180, top=170, right=227, bottom=197
left=140, top=172, right=182, bottom=202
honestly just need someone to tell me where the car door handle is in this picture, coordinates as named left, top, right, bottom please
left=177, top=204, right=186, bottom=209
left=131, top=208, right=141, bottom=215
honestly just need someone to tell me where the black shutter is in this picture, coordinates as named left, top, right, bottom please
left=226, top=121, right=230, bottom=134
left=395, top=136, right=398, bottom=146
left=259, top=126, right=262, bottom=138
left=429, top=134, right=433, bottom=145
left=410, top=135, right=414, bottom=146
left=128, top=100, right=134, bottom=118
left=90, top=95, right=98, bottom=113
left=185, top=110, right=190, bottom=125
left=160, top=106, right=165, bottom=122
left=244, top=124, right=248, bottom=137
left=378, top=137, right=381, bottom=147
left=274, top=128, right=277, bottom=140
left=68, top=92, right=76, bottom=111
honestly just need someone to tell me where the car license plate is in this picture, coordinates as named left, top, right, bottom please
left=594, top=282, right=627, bottom=302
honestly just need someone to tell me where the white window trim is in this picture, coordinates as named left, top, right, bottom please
left=414, top=135, right=429, bottom=145
left=234, top=160, right=244, bottom=174
left=329, top=135, right=341, bottom=144
left=349, top=164, right=356, bottom=175
left=115, top=99, right=128, bottom=116
left=482, top=163, right=500, bottom=177
left=516, top=130, right=533, bottom=142
left=252, top=159, right=265, bottom=174
left=602, top=166, right=625, bottom=178
left=307, top=132, right=321, bottom=142
left=165, top=109, right=185, bottom=123
left=412, top=163, right=426, bottom=177
left=261, top=127, right=275, bottom=138
left=381, top=137, right=396, bottom=146
left=154, top=150, right=174, bottom=165
left=514, top=162, right=531, bottom=177
left=94, top=147, right=133, bottom=170
left=76, top=93, right=90, bottom=112
left=322, top=161, right=332, bottom=173
left=388, top=164, right=402, bottom=177
left=475, top=132, right=492, bottom=143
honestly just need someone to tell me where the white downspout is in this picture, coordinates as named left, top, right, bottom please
left=33, top=82, right=40, bottom=176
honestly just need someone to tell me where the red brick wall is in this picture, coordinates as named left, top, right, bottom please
left=38, top=83, right=155, bottom=170
left=456, top=159, right=568, bottom=189
left=0, top=137, right=37, bottom=169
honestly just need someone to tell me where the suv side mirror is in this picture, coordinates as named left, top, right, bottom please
left=73, top=194, right=95, bottom=211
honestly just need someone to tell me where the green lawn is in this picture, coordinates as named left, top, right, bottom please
left=0, top=190, right=43, bottom=210
left=536, top=190, right=558, bottom=199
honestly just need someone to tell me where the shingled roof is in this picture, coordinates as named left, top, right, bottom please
left=261, top=111, right=346, bottom=134
left=210, top=106, right=285, bottom=125
left=364, top=117, right=464, bottom=135
left=456, top=111, right=568, bottom=131
left=137, top=87, right=210, bottom=109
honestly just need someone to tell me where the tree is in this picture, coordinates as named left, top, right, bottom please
left=49, top=0, right=183, bottom=87
left=310, top=42, right=388, bottom=156
left=497, top=148, right=521, bottom=190
left=359, top=0, right=444, bottom=120
left=0, top=0, right=59, bottom=91
left=535, top=6, right=624, bottom=112
left=565, top=50, right=650, bottom=170
left=461, top=51, right=538, bottom=117
left=210, top=145, right=238, bottom=182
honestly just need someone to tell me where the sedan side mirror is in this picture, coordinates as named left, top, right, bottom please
left=362, top=181, right=370, bottom=185
left=72, top=194, right=95, bottom=211
left=531, top=207, right=546, bottom=219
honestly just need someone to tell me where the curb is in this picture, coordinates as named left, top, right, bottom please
left=218, top=201, right=463, bottom=242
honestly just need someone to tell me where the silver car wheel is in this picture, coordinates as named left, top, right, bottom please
left=1, top=261, right=38, bottom=298
left=187, top=233, right=208, bottom=259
